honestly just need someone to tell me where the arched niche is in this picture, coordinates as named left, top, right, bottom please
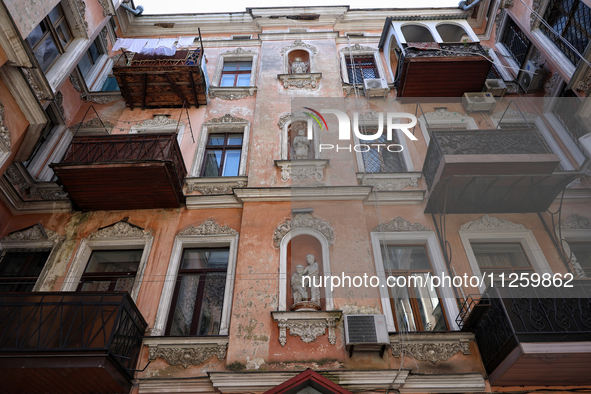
left=275, top=214, right=334, bottom=311
left=287, top=120, right=315, bottom=160
left=288, top=49, right=310, bottom=74
left=436, top=23, right=471, bottom=43
left=281, top=39, right=317, bottom=74
left=278, top=114, right=320, bottom=160
left=401, top=24, right=436, bottom=43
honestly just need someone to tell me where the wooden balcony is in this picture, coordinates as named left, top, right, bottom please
left=112, top=49, right=207, bottom=109
left=0, top=292, right=147, bottom=394
left=458, top=283, right=591, bottom=386
left=395, top=43, right=491, bottom=97
left=421, top=127, right=577, bottom=213
left=51, top=133, right=186, bottom=211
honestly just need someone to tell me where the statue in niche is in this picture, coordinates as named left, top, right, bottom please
left=291, top=57, right=308, bottom=74
left=292, top=127, right=310, bottom=160
left=290, top=254, right=321, bottom=311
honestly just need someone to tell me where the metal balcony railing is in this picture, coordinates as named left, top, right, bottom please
left=0, top=292, right=147, bottom=378
left=422, top=128, right=552, bottom=190
left=113, top=48, right=203, bottom=68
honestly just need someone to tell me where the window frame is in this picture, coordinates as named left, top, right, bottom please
left=0, top=248, right=53, bottom=292
left=191, top=115, right=250, bottom=178
left=211, top=48, right=258, bottom=88
left=339, top=46, right=387, bottom=85
left=152, top=232, right=239, bottom=337
left=219, top=61, right=252, bottom=87
left=61, top=225, right=153, bottom=302
left=371, top=231, right=460, bottom=332
left=76, top=248, right=144, bottom=293
left=559, top=228, right=591, bottom=277
left=200, top=132, right=243, bottom=177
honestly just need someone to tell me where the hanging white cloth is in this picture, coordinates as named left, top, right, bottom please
left=154, top=38, right=177, bottom=56
left=111, top=38, right=134, bottom=52
left=177, top=36, right=196, bottom=48
left=126, top=38, right=149, bottom=53
left=140, top=38, right=160, bottom=54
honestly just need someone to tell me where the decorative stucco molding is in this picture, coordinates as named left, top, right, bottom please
left=275, top=160, right=328, bottom=182
left=69, top=0, right=89, bottom=37
left=530, top=0, right=541, bottom=29
left=277, top=73, right=322, bottom=89
left=460, top=215, right=526, bottom=232
left=69, top=73, right=83, bottom=92
left=1, top=224, right=61, bottom=243
left=179, top=219, right=238, bottom=236
left=21, top=68, right=51, bottom=101
left=0, top=103, right=10, bottom=149
left=136, top=115, right=179, bottom=127
left=271, top=311, right=341, bottom=347
left=89, top=221, right=149, bottom=239
left=145, top=338, right=228, bottom=369
left=204, top=114, right=248, bottom=124
left=277, top=113, right=294, bottom=129
left=98, top=0, right=111, bottom=17
left=209, top=86, right=257, bottom=100
left=390, top=334, right=472, bottom=363
left=280, top=39, right=318, bottom=56
left=424, top=108, right=470, bottom=121
left=187, top=182, right=246, bottom=194
left=361, top=177, right=419, bottom=191
left=373, top=217, right=430, bottom=232
left=273, top=213, right=334, bottom=247
left=72, top=117, right=114, bottom=131
left=342, top=304, right=382, bottom=315
left=84, top=93, right=123, bottom=104
left=221, top=47, right=256, bottom=56
left=29, top=186, right=69, bottom=200
left=557, top=214, right=591, bottom=230
left=55, top=91, right=65, bottom=120
left=340, top=43, right=378, bottom=53
left=5, top=164, right=68, bottom=200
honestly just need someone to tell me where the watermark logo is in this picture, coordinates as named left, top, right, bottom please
left=301, top=108, right=418, bottom=153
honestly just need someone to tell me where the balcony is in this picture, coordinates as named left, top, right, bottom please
left=0, top=292, right=147, bottom=394
left=51, top=133, right=186, bottom=211
left=395, top=43, right=491, bottom=98
left=112, top=49, right=207, bottom=109
left=458, top=283, right=591, bottom=386
left=421, top=127, right=577, bottom=213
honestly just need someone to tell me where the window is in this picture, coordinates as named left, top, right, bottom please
left=0, top=248, right=51, bottom=292
left=78, top=39, right=101, bottom=83
left=166, top=248, right=229, bottom=336
left=346, top=56, right=378, bottom=84
left=76, top=249, right=143, bottom=293
left=201, top=133, right=242, bottom=177
left=381, top=244, right=447, bottom=332
left=25, top=4, right=73, bottom=72
left=74, top=35, right=119, bottom=92
left=540, top=0, right=591, bottom=65
left=471, top=242, right=533, bottom=283
left=500, top=17, right=531, bottom=68
left=360, top=129, right=407, bottom=173
left=220, top=61, right=252, bottom=87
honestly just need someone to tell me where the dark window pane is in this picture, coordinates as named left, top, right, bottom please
left=197, top=273, right=226, bottom=335
left=85, top=249, right=142, bottom=273
left=88, top=41, right=100, bottom=63
left=26, top=24, right=47, bottom=48
left=471, top=243, right=531, bottom=269
left=203, top=150, right=222, bottom=177
left=47, top=5, right=63, bottom=25
left=181, top=248, right=229, bottom=270
left=381, top=245, right=430, bottom=271
left=101, top=76, right=120, bottom=91
left=55, top=21, right=72, bottom=47
left=0, top=248, right=51, bottom=292
left=170, top=274, right=200, bottom=336
left=34, top=36, right=60, bottom=72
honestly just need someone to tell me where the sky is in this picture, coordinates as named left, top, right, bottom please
left=137, top=0, right=460, bottom=15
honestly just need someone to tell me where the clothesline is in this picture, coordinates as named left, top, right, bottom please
left=111, top=36, right=196, bottom=56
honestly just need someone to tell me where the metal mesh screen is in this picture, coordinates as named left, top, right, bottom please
left=360, top=132, right=407, bottom=173
left=346, top=56, right=378, bottom=83
left=541, top=0, right=591, bottom=65
left=501, top=17, right=531, bottom=67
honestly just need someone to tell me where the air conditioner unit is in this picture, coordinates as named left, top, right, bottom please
left=484, top=79, right=507, bottom=97
left=462, top=92, right=497, bottom=114
left=363, top=78, right=389, bottom=98
left=518, top=61, right=546, bottom=93
left=344, top=314, right=389, bottom=357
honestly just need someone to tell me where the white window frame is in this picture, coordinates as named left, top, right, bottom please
left=354, top=115, right=414, bottom=173
left=459, top=230, right=552, bottom=294
left=191, top=116, right=250, bottom=177
left=371, top=231, right=460, bottom=332
left=152, top=233, right=239, bottom=336
left=210, top=48, right=258, bottom=88
left=339, top=46, right=387, bottom=84
left=61, top=228, right=153, bottom=301
left=494, top=13, right=522, bottom=79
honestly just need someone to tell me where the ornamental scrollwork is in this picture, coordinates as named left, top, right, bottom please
left=205, top=114, right=248, bottom=124
left=460, top=215, right=526, bottom=232
left=280, top=40, right=318, bottom=55
left=89, top=221, right=149, bottom=239
left=273, top=213, right=334, bottom=248
left=277, top=318, right=337, bottom=347
left=557, top=214, right=591, bottom=230
left=148, top=343, right=227, bottom=368
left=1, top=224, right=61, bottom=243
left=0, top=102, right=10, bottom=148
left=390, top=340, right=471, bottom=363
left=179, top=219, right=238, bottom=236
left=373, top=217, right=430, bottom=232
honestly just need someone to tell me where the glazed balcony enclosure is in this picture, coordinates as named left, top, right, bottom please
left=51, top=133, right=186, bottom=211
left=0, top=292, right=147, bottom=394
left=421, top=125, right=577, bottom=213
left=458, top=283, right=591, bottom=386
left=112, top=48, right=207, bottom=109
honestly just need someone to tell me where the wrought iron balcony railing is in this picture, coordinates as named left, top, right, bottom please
left=0, top=292, right=147, bottom=377
left=113, top=49, right=202, bottom=68
left=458, top=283, right=591, bottom=375
left=402, top=42, right=490, bottom=59
left=422, top=128, right=552, bottom=190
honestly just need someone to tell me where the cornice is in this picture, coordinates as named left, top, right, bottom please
left=234, top=186, right=372, bottom=202
left=258, top=31, right=339, bottom=41
left=0, top=177, right=72, bottom=215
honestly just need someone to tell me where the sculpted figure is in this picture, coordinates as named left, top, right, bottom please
left=292, top=128, right=310, bottom=160
left=304, top=254, right=320, bottom=303
left=291, top=57, right=308, bottom=74
left=291, top=264, right=308, bottom=303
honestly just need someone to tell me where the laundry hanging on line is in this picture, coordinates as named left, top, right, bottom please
left=112, top=36, right=197, bottom=56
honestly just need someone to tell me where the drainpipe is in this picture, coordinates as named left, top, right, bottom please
left=458, top=0, right=485, bottom=10
left=120, top=3, right=144, bottom=15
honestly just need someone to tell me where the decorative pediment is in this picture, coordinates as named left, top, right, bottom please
left=72, top=117, right=114, bottom=130
left=273, top=213, right=334, bottom=248
left=0, top=103, right=10, bottom=148
left=205, top=114, right=248, bottom=124
left=373, top=217, right=430, bottom=232
left=460, top=215, right=526, bottom=232
left=221, top=47, right=256, bottom=56
left=1, top=224, right=61, bottom=243
left=557, top=214, right=591, bottom=230
left=340, top=44, right=377, bottom=53
left=281, top=40, right=318, bottom=55
left=209, top=87, right=257, bottom=100
left=179, top=219, right=238, bottom=236
left=136, top=115, right=179, bottom=127
left=145, top=338, right=228, bottom=369
left=89, top=221, right=149, bottom=239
